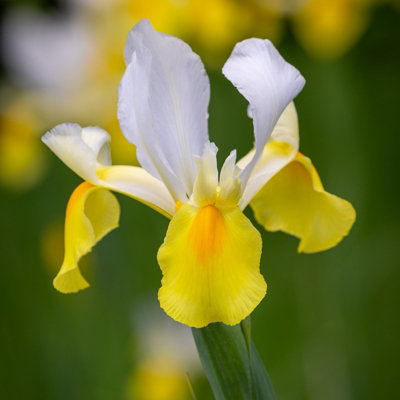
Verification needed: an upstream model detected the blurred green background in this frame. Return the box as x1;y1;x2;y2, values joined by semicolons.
1;1;399;399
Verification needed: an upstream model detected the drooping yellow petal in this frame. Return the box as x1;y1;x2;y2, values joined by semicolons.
54;182;120;293
251;153;356;253
157;204;266;328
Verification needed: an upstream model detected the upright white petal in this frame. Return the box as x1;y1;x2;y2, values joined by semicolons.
118;19;210;201
42;124;175;216
222;38;305;187
191;142;218;207
118;46;184;201
217;150;242;207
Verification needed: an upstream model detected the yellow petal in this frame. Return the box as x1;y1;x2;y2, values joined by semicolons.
157;204;266;328
251;153;356;253
54;182;120;293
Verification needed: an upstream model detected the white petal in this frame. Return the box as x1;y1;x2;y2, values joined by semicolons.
42;123;109;183
222;38;305;187
238;102;300;209
118;46;185;201
217;150;242;207
191;142;218;207
81;126;112;166
42;123;175;216
97;166;175;217
118;19;210;201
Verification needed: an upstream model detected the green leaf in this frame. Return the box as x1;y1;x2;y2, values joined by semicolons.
192;322;276;400
250;344;276;400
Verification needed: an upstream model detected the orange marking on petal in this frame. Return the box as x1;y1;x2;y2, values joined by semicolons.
174;201;182;213
66;182;94;218
188;205;226;265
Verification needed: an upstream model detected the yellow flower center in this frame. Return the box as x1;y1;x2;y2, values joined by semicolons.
188;204;226;265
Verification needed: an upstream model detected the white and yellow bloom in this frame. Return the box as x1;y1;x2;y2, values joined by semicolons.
42;20;355;328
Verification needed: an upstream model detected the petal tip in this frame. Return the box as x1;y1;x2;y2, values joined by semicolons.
297;199;356;254
53;265;89;294
42;123;81;144
159;276;267;328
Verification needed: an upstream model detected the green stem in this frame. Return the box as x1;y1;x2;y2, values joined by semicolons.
192;320;277;400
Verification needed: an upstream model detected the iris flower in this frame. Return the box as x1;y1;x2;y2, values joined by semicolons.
42;20;355;328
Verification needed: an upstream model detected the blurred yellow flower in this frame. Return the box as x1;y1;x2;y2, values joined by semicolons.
179;0;275;66
129;362;189;400
252;0;379;59
92;0;282;66
292;0;370;59
0;97;46;189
